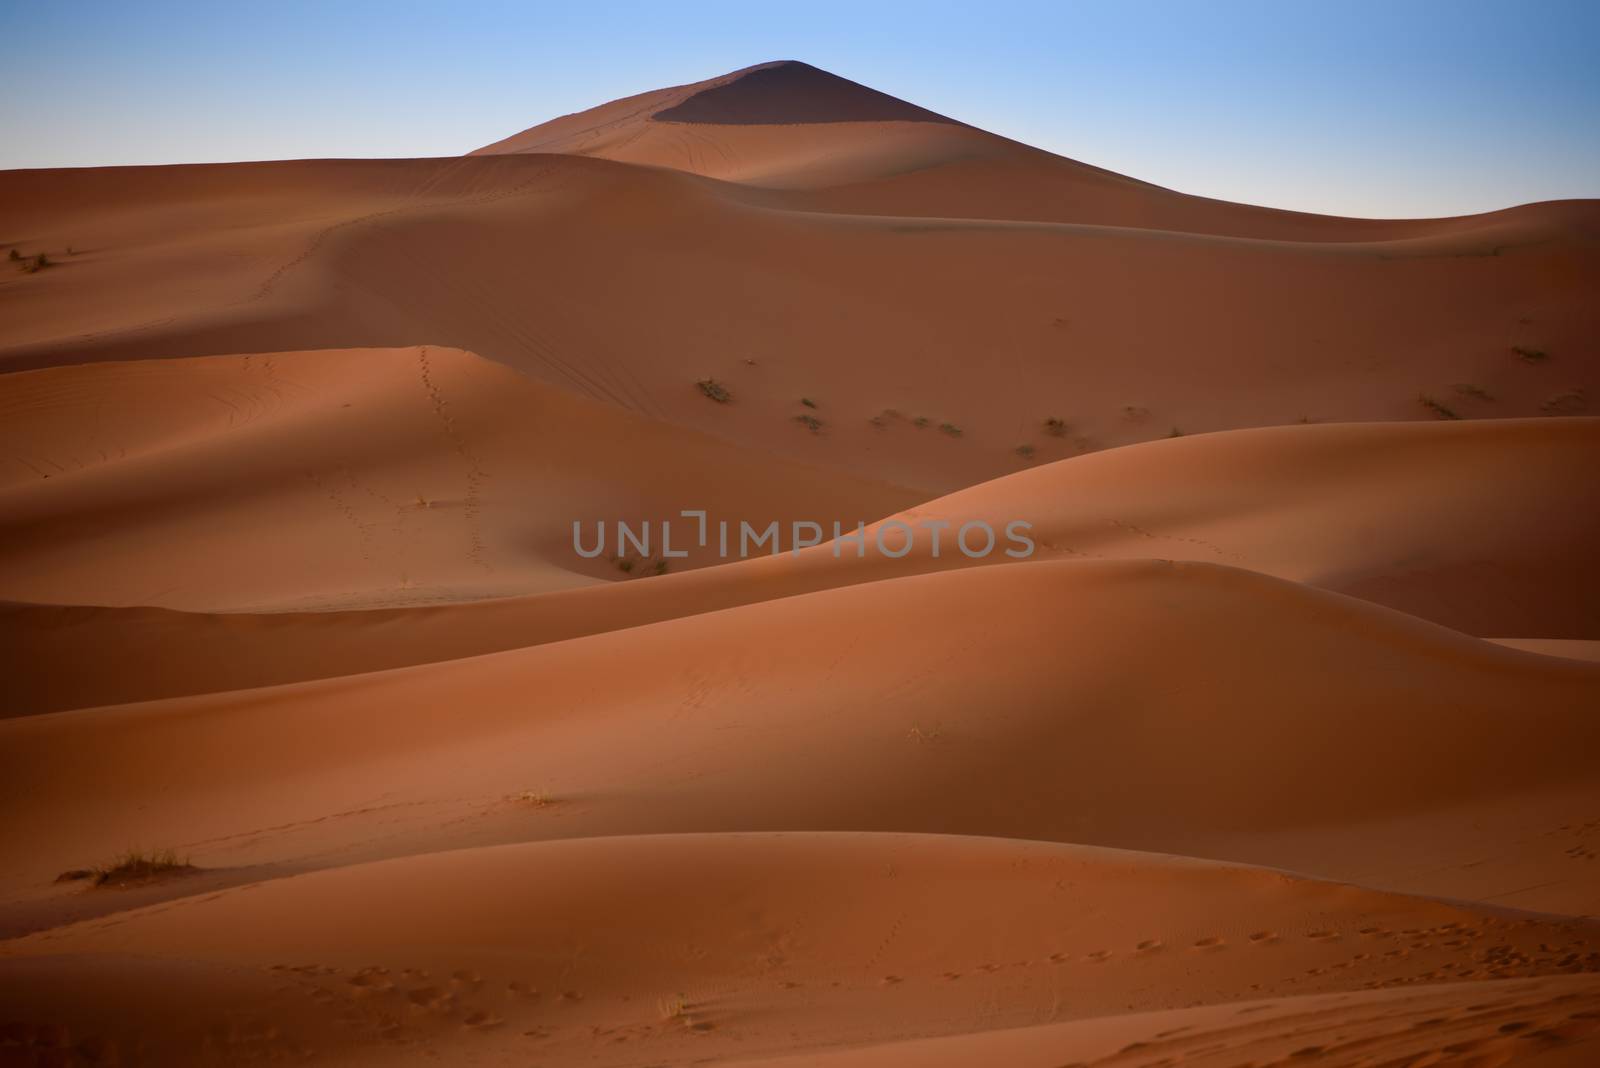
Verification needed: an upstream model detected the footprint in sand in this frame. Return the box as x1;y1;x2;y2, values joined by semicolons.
406;986;456;1013
347;969;395;995
1249;931;1279;945
1190;936;1225;951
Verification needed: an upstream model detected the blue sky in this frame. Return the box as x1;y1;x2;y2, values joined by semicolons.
3;0;1597;217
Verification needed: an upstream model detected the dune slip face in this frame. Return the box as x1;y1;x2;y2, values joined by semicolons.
2;56;1599;1068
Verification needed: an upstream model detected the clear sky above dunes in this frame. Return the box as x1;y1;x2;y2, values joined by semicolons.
3;0;1597;219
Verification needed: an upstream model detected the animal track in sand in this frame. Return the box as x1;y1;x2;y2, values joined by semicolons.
1250;931;1279;944
1191;936;1226;951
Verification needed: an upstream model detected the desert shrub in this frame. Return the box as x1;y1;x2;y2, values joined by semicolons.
1540;388;1587;414
63;848;194;887
1418;394;1460;420
696;378;732;403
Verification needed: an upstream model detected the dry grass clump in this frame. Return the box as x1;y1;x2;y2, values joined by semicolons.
57;848;195;888
1418;394;1460;420
696;378;732;403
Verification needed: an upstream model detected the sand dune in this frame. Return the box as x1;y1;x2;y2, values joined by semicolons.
0;345;913;612
3;58;1598;1068
5;560;1598;937
4;833;1597;1066
473;60;1573;241
4;129;1595;496
728;975;1600;1067
7;411;1593;717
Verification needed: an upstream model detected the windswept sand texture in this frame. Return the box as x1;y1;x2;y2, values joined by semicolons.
2;60;1598;1066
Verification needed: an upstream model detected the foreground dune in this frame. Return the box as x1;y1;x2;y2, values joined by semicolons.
4;834;1598;1066
729;976;1600;1067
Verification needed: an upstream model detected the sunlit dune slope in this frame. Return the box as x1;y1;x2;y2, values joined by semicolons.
6;414;1594;718
4;141;1595;495
0;346;915;612
4;560;1598;922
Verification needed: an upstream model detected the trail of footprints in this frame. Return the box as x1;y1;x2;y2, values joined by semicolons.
416;347;492;572
260;914;1600;1059
6;918;1595;1063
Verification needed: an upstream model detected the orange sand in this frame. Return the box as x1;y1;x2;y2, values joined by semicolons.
2;59;1597;1067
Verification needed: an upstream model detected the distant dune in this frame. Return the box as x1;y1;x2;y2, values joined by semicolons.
1;59;1597;1067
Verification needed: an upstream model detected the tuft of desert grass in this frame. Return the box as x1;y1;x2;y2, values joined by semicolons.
1418;394;1460;420
61;848;195;888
